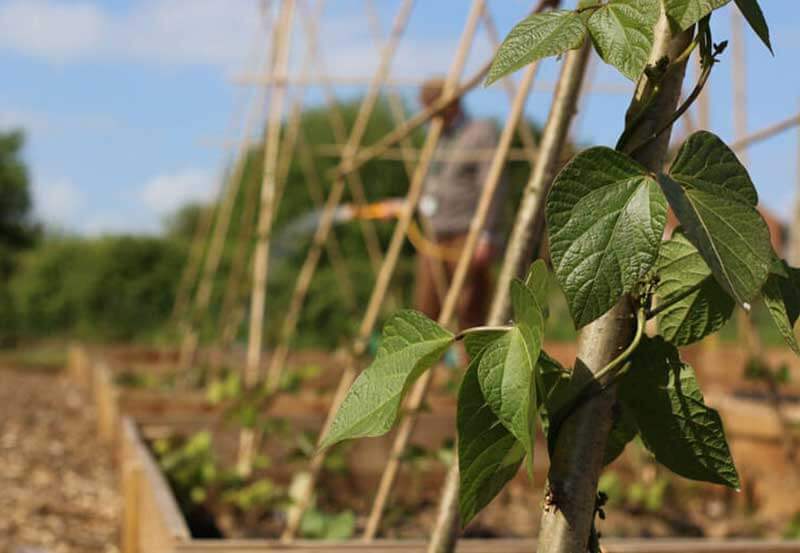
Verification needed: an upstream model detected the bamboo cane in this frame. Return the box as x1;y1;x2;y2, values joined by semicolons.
427;40;592;553
177;81;266;375
536;14;692;553
280;0;483;540
480;3;540;163
296;0;385;275
363;38;540;542
363;0;449;308
238;0;297;477
261;0;416;394
326;0;557;182
730;113;800;152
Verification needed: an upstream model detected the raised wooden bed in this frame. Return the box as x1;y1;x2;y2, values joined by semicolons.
119;416;800;553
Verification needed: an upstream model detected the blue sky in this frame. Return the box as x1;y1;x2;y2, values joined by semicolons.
1;0;798;235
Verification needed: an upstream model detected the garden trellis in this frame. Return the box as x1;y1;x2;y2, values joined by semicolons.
166;1;800;552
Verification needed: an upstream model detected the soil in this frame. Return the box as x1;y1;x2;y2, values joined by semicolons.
0;365;120;553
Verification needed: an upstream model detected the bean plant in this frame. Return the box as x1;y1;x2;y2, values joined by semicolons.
320;0;790;548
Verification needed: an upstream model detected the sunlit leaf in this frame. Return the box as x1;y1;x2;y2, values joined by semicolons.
547;147;667;327
586;0;660;80
319;311;453;449
487;10;587;85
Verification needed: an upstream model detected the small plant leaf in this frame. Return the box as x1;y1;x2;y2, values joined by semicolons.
476;281;543;465
660;131;772;306
655;230;735;346
458;358;525;526
547;147;667;328
486;10;587;85
762;263;800;356
319;310;453;449
463;329;507;359
734;0;772;54
585;0;660;81
619;337;740;489
664;0;731;31
523;259;550;316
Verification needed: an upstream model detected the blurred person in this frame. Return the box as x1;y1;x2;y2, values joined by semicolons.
414;77;506;329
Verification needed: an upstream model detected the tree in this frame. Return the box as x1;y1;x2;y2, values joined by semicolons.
317;1;789;552
0;129;37;344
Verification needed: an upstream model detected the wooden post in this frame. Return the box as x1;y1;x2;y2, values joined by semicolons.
122;460;142;553
363;29;539;540
536;13;691;553
427;39;592;553
238;0;297;476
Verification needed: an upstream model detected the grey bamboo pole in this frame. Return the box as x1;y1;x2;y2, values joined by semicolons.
238;0;297;477
363;41;540;541
281;0;484;540
536;13;692;553
261;0;416;392
426;40;592;553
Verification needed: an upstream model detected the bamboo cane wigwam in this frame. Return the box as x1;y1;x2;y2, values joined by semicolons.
118;1;800;551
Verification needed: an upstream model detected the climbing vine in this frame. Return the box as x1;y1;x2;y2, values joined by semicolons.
320;0;788;543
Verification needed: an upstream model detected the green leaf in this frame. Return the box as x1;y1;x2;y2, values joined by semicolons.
458;358;525;526
547;147;667;328
763;263;800;356
669;131;758;205
523;259;550;316
585;0;660;81
476;281;543;464
619;337;740;489
487;10;587;85
660;131;772;307
604;406;639;466
664;0;731;31
319;311;453;449
734;0;772;53
655;230;735;346
463;329;507;360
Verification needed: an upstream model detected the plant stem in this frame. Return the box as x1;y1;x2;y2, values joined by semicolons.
535;10;693;553
593;308;645;384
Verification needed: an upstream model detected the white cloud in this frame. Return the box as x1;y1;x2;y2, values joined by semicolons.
140;168;218;216
0;0;468;77
0;0;262;68
31;176;86;226
0;0;105;62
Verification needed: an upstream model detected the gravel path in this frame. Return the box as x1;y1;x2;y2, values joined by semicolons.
0;367;119;553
